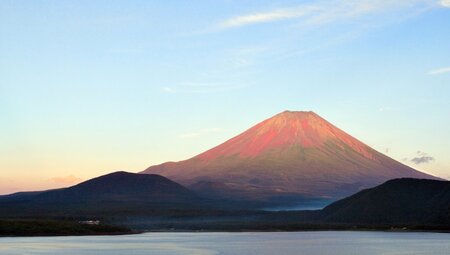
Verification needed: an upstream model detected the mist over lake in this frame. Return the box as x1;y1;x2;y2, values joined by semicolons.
1;231;449;255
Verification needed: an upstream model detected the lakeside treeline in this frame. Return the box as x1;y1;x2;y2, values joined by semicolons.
0;219;133;237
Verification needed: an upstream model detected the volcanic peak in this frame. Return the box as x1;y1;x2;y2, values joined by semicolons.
142;110;438;200
195;110;373;160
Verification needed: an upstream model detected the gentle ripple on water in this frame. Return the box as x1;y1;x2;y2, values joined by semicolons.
0;231;449;255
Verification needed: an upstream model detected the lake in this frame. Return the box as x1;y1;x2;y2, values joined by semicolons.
0;231;449;255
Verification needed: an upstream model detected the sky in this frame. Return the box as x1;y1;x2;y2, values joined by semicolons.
1;0;450;194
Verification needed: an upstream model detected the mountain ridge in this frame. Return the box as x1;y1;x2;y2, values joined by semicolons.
33;171;198;202
0;171;203;217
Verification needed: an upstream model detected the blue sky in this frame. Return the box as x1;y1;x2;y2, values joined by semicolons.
1;0;449;193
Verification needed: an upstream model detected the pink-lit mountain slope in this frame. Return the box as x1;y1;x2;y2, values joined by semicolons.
142;111;439;201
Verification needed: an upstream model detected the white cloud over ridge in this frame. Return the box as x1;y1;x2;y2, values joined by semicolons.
410;151;435;165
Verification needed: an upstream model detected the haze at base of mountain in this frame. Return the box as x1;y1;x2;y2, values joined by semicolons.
143;111;439;201
114;178;450;232
1;174;448;232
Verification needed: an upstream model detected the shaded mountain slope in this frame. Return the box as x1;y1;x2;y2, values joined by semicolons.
1;176;449;231
117;178;450;231
321;178;450;225
34;171;197;202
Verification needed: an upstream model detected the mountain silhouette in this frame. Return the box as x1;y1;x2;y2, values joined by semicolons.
321;178;450;225
34;171;198;202
0;172;201;217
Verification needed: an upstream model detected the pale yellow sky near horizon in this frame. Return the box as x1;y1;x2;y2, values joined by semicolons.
0;123;447;195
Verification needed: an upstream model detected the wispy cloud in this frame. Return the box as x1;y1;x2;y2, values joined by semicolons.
215;0;439;30
427;66;450;75
440;0;450;7
179;128;224;139
218;6;319;29
162;82;245;94
410;151;435;165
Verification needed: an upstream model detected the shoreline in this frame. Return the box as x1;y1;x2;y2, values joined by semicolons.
0;219;136;237
1;218;448;237
2;228;448;238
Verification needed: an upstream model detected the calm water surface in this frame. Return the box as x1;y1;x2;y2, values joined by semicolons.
0;231;449;255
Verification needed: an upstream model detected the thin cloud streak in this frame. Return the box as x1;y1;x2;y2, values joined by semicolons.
218;6;319;29
216;0;440;30
427;66;450;75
